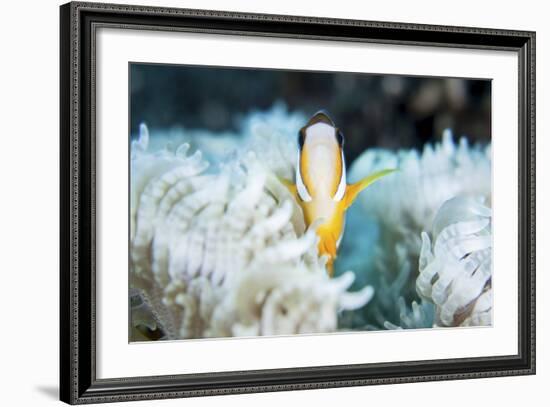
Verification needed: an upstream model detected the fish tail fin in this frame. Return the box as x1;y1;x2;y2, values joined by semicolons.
344;168;397;209
326;259;335;277
317;228;337;277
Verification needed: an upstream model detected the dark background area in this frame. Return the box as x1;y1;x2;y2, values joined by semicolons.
131;63;491;164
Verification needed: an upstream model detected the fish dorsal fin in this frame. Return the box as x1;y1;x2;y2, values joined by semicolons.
305;110;335;128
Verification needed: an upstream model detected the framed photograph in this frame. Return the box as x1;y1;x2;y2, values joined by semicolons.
60;1;535;404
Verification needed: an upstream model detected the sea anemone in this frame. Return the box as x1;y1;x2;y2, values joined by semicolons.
130;123;373;340
340;130;491;329
416;196;492;327
130;107;492;338
349;129;491;253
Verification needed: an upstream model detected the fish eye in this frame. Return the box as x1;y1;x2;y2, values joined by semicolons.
336;129;344;146
298;130;305;148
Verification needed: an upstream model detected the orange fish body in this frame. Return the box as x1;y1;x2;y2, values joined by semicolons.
284;111;395;276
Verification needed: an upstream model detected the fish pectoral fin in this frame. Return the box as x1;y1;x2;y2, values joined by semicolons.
278;177;298;199
344;168;397;209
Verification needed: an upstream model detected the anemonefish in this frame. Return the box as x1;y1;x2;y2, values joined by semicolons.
282;111;395;276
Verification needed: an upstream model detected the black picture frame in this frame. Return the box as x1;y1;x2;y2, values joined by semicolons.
60;1;536;404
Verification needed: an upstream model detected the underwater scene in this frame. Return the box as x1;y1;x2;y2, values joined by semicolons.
129;63;492;342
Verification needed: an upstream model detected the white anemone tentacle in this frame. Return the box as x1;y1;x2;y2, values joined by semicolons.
416;196;492;327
